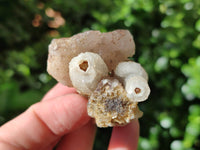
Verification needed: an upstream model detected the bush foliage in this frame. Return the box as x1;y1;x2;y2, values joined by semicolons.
0;0;200;149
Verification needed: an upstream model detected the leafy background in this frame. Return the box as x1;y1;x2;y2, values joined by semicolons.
0;0;200;149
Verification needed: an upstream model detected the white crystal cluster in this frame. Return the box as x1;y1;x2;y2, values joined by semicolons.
115;62;150;102
69;52;108;96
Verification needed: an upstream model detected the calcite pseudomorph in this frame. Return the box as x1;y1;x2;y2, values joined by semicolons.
47;30;150;127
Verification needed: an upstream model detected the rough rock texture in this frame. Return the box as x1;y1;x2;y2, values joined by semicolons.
87;78;143;127
47;30;135;86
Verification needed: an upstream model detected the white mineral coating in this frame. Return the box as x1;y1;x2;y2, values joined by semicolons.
47;30;135;86
125;75;150;102
114;61;148;81
69;52;109;96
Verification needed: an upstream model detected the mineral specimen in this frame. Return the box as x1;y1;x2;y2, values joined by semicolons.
47;30;150;127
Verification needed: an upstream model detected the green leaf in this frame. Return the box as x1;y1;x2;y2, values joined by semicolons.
195;19;200;32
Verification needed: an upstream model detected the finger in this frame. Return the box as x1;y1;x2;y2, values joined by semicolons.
42;83;77;101
56;120;96;150
108;119;140;150
0;94;90;150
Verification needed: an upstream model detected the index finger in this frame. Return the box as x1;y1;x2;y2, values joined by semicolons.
0;93;90;150
108;119;140;150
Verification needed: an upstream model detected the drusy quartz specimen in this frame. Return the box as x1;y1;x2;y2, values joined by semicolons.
47;30;150;127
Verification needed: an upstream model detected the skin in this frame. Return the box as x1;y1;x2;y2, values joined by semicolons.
0;83;139;150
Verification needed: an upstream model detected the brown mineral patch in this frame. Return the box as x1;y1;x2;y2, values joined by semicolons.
79;61;88;72
135;88;141;94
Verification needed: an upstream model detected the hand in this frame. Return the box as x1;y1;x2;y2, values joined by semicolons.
0;83;139;150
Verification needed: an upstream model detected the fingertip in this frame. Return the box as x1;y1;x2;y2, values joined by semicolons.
108;120;140;150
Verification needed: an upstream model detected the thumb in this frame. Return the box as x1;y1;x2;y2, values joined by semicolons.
0;93;90;150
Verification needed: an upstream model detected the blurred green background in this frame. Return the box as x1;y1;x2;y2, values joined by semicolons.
0;0;200;149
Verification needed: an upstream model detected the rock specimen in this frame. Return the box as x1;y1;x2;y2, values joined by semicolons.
47;30;150;127
47;30;135;86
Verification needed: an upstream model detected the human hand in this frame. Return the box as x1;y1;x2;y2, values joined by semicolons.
0;83;139;150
